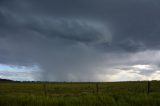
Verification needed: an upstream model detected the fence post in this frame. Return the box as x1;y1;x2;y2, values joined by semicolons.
43;83;47;96
96;83;99;94
147;81;150;95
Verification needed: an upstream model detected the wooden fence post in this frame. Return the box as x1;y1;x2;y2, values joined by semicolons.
43;84;47;96
147;81;150;95
96;83;99;94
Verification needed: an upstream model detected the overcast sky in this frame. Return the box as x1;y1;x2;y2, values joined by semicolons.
0;0;160;81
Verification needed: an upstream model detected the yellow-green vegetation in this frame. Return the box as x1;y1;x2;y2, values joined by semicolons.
0;81;160;106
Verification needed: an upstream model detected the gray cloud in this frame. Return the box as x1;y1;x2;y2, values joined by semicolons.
0;0;160;81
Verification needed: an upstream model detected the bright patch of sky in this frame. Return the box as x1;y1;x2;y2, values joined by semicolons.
0;64;39;81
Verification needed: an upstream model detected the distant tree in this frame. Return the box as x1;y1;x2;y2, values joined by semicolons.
0;78;13;82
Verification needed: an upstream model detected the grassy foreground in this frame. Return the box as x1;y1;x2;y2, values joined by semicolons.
0;81;160;106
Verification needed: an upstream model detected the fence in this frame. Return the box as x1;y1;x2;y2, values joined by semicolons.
0;81;159;96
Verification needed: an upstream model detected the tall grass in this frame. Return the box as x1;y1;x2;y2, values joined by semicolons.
1;93;160;106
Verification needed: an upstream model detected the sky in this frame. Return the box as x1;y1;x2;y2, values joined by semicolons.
0;0;160;81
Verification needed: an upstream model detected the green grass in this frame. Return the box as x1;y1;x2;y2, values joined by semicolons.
0;81;160;106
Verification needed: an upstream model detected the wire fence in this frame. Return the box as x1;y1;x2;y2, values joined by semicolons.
0;81;160;96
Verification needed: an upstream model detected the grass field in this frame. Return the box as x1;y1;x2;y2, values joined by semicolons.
0;81;160;106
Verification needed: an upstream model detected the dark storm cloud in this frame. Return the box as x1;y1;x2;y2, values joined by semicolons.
1;0;160;49
0;0;160;81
